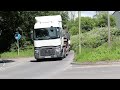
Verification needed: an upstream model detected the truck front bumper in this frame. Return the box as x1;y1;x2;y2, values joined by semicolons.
34;47;62;59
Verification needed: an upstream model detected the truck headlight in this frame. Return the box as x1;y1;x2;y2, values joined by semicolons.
35;48;39;53
55;46;61;52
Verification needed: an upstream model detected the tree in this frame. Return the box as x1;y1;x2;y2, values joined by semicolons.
67;16;96;35
81;17;95;31
95;13;116;27
0;11;23;52
0;11;69;52
69;11;76;20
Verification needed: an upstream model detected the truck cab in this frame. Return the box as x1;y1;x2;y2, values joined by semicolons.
33;15;70;60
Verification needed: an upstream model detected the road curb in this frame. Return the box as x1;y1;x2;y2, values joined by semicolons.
71;61;120;65
71;62;108;65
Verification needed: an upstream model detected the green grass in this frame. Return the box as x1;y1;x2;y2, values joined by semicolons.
71;27;120;63
75;41;120;63
1;46;34;59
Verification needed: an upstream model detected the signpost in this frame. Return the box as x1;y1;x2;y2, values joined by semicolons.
15;32;21;56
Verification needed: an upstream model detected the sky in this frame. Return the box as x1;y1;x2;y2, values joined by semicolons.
68;11;115;19
81;11;114;17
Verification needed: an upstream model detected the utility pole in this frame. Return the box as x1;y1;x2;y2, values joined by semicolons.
108;11;111;47
0;30;2;60
78;11;81;54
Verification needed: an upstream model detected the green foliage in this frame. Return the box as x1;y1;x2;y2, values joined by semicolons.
75;41;120;63
67;14;116;36
0;11;23;52
68;17;95;35
81;17;96;31
95;13;116;27
69;26;78;35
71;27;120;62
71;27;120;54
0;11;69;53
1;45;34;59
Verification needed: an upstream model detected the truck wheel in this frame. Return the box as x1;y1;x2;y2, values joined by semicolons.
63;48;66;58
59;51;64;60
36;59;40;62
59;48;65;60
64;52;66;58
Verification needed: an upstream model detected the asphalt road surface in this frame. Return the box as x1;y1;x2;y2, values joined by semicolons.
0;51;74;79
50;64;120;79
1;50;120;79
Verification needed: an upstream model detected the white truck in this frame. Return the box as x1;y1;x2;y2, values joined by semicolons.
33;15;70;61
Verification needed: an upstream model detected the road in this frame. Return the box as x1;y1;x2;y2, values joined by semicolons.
1;50;120;79
0;51;74;79
50;64;120;79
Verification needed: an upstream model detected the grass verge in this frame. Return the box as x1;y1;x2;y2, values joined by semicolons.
1;46;34;59
71;27;120;63
75;42;120;63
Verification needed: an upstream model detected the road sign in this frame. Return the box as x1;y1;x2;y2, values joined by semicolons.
15;33;21;40
15;32;21;56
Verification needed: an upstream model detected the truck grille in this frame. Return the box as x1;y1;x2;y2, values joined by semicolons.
40;48;55;56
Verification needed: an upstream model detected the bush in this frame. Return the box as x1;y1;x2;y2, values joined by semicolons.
67;13;116;36
69;26;78;35
71;27;120;54
81;17;96;31
68;17;96;35
75;40;120;63
10;35;33;52
95;13;116;27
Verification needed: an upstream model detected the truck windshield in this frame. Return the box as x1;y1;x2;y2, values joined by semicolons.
34;27;60;40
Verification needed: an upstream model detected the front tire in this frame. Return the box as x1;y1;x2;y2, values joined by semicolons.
62;48;66;58
36;59;40;62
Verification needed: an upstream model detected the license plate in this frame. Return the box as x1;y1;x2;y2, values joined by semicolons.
45;56;51;58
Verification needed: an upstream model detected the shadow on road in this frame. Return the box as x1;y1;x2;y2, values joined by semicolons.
30;58;62;62
0;60;15;63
